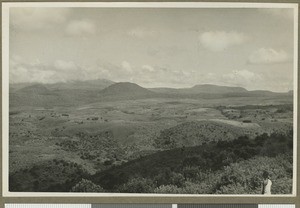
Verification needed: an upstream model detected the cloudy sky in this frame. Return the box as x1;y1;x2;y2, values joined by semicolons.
9;6;296;92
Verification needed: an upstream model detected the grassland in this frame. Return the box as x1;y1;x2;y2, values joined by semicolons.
9;84;294;194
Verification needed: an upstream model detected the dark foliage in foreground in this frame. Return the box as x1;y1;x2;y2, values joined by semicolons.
91;130;293;192
9;160;88;192
9;131;293;193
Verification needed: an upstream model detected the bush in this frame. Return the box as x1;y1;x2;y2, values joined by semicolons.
71;179;105;192
154;184;182;194
212;155;293;194
118;177;155;193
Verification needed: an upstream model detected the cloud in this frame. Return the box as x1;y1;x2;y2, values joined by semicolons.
54;60;77;71
93;61;177;86
10;8;69;31
127;28;157;39
199;31;247;52
9;56;86;83
10;56;55;83
260;8;294;20
222;70;263;87
248;48;289;64
92;62;262;90
142;65;155;72
65;20;96;37
121;61;133;73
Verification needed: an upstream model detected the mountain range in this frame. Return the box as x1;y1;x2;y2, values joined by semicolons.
9;79;292;107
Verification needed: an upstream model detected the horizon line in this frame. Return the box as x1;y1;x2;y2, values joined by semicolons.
9;79;293;94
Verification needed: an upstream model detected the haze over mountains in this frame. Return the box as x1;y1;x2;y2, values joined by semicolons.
150;84;248;94
9;79;292;107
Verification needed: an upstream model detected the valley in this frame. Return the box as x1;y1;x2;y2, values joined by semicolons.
8;80;294;194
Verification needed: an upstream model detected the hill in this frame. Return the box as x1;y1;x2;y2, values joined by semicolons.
17;84;50;95
154;120;260;149
99;82;156;100
149;84;247;94
9;79;115;107
9;81;292;107
188;84;247;94
46;79;114;91
149;84;291;98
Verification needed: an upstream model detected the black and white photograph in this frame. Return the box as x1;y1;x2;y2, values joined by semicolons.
2;2;298;196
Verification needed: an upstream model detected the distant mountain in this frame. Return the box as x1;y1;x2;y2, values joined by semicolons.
100;82;156;99
17;84;50;95
9;81;292;108
11;84;63;108
149;84;292;98
10;79;114;92
189;84;247;94
46;79;114;91
10;82;40;93
149;84;247;94
10;79;116;107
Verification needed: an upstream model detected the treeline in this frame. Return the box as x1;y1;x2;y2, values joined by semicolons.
9;131;293;194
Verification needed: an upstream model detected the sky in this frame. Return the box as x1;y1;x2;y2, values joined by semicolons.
8;6;296;92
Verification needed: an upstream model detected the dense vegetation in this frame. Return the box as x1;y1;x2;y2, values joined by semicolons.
10;130;293;194
91;130;292;193
55;131;125;163
9;82;294;194
154;121;256;149
10;159;88;192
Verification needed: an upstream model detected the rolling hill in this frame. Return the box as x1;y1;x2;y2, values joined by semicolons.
149;84;290;98
9;80;292;107
188;84;248;94
46;79;114;91
154;120;260;149
99;82;157;100
149;84;247;94
17;84;50;95
9;79;115;107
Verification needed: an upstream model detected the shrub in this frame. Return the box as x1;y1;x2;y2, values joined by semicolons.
154;184;182;194
71;179;105;192
118;177;155;193
212;155;293;194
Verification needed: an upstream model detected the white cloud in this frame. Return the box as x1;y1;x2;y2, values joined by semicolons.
222;70;263;86
248;48;289;64
199;31;247;52
10;8;69;31
9;56;86;84
142;65;155;72
54;60;77;71
127;28;157;38
121;61;133;73
10;57;56;83
65;20;96;37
